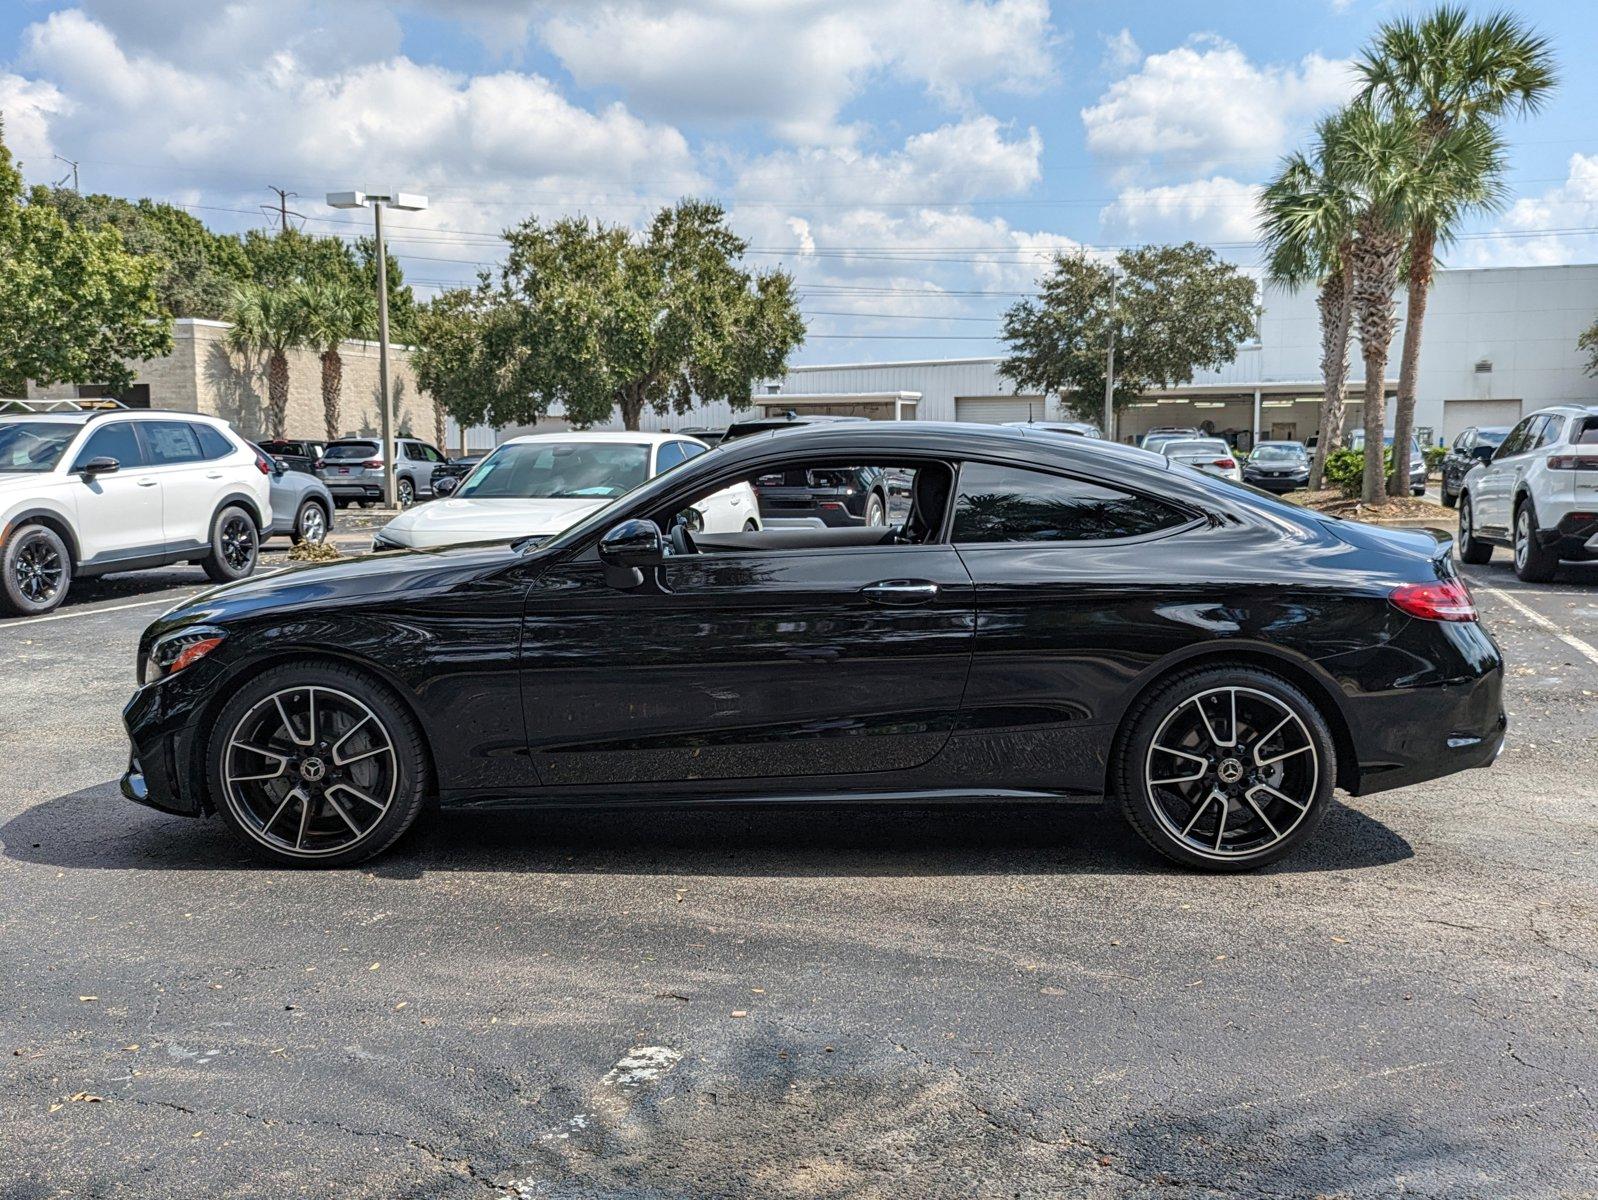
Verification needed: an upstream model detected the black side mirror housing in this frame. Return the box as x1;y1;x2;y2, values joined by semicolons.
79;456;119;476
599;519;666;569
1474;445;1496;463
272;458;287;477
434;475;459;497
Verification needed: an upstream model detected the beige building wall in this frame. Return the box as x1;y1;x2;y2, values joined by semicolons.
29;318;440;445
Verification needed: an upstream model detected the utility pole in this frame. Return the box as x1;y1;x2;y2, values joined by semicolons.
1102;270;1118;442
53;155;79;192
266;187;301;233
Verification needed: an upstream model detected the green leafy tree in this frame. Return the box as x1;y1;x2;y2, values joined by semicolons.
224;282;308;438
27;186;251;319
1357;5;1554;496
419;201;804;432
1258;109;1360;490
298;279;374;441
241;227;415;342
0;122;171;395
998;243;1258;432
1580;319;1598;377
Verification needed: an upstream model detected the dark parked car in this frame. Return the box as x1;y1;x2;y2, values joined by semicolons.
1439;425;1508;508
122;422;1504;872
429;451;488;497
674;426;729;447
721;413;870;442
257;439;326;476
750;462;912;527
1242;441;1311;493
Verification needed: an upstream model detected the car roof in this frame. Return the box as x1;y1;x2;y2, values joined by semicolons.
499;431;690;448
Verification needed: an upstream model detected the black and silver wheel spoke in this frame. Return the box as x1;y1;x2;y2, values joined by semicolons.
221;517;255;571
16;538;64;603
1145;686;1318;860
223;685;396;858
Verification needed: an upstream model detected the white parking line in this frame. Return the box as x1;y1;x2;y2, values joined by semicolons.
0;594;197;630
1479;586;1598;667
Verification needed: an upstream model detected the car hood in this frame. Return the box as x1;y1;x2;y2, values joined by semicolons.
379;497;611;547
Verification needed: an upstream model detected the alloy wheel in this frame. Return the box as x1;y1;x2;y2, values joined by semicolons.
15;534;64;605
398;479;415;508
1514;508;1529;571
221;515;257;572
222;685;397;858
1144;686;1319;861
299;503;327;544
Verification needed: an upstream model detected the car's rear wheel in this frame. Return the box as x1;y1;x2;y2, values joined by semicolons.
865;492;886;526
208;662;430;866
1440;477;1457;508
202;505;260;583
1458;493;1492;564
1513;499;1559;583
1;523;72;616
1115;666;1335;872
397;478;415;508
292;500;328;545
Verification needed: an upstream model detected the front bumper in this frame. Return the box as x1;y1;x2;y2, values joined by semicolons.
1244;472;1310;493
119;663;226;818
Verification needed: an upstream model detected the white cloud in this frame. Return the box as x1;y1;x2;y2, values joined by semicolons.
0;72;67;174
1081;34;1354;183
541;0;1059;144
1099;176;1263;246
1101;28;1141;75
1460;153;1598;268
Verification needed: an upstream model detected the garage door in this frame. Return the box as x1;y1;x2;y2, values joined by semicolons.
1443;399;1522;444
954;395;1048;424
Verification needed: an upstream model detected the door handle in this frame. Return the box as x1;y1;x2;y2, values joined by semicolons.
136;479;159;488
206;471;224;479
861;579;939;606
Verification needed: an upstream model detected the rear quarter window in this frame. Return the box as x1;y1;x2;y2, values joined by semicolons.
952;462;1190;543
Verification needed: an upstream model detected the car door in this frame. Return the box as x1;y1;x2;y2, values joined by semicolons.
66;420;164;564
1475;416;1540;536
141;420;222;553
1444;429;1472;496
947;459;1202;794
519;461;976;789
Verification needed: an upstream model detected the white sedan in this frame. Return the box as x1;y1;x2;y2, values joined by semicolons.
371;432;760;551
1160;437;1243;483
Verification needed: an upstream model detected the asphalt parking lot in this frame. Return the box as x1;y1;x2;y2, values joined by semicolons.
1;540;1596;1198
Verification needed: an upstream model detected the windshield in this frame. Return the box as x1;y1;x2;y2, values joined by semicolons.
0;421;80;473
324;441;377;460
458;441;651;500
1349;432;1421;454
1477;429;1507;447
1251;444;1306;463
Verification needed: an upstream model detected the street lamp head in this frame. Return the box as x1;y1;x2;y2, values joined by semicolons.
325;190;428;211
326;190;367;209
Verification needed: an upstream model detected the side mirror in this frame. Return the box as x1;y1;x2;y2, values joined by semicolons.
598;519;665;569
434;475;459;497
79;456;119;477
272;458;288;477
1474;445;1495;464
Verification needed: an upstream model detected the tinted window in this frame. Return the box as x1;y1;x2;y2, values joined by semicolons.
1494;417;1536;460
144;421;203;464
71;421;145;470
458;441;651;499
1534;416;1565;449
952;463;1187;543
681;441;707;460
194;423;234;460
1453;429;1473;451
1;421;81;473
325;441;379;461
655;441;687;472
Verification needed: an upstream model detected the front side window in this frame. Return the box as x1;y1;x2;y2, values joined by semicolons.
0;421;81;473
952;462;1188;544
458;441;651;500
144;421;203;465
71;421;145;471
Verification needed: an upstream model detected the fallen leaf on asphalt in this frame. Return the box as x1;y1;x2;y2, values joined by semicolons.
1332;937;1349;944
369;963;380;971
122;1044;139;1052
395;1002;408;1010
78;996;97;1002
730;1010;748;1018
69;1093;102;1103
1040;986;1068;996
48;1103;62;1113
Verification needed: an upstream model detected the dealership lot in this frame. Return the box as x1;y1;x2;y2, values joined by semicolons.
1;553;1595;1197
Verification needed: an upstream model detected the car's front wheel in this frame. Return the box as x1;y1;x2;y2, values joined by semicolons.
1;523;72;616
1115;666;1336;871
202;505;260;583
208;662;431;866
865;492;886;526
1440;476;1457;507
292;500;329;545
1458;493;1492;564
397;478;415;508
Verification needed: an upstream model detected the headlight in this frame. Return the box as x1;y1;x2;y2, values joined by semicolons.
142;627;226;684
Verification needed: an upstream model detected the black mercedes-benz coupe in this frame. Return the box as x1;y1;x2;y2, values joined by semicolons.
121;422;1505;871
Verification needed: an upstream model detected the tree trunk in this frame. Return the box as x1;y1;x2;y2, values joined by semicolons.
319;348;342;442
433;397;447;449
1387;223;1434;497
1352;219;1401;507
619;389;643;431
267;349;290;440
1309;259;1354;491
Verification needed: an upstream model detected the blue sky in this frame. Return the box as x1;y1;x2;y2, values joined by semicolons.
1;0;1594;364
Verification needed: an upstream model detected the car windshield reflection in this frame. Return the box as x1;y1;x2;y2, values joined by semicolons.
458;442;651;500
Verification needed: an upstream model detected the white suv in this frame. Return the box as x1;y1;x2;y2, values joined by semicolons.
0;409;273;616
1458;403;1598;582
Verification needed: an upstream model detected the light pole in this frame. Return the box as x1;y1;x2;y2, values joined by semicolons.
326;189;427;508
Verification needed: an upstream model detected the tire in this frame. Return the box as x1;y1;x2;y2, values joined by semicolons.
1;523;72;616
202;505;260;583
1412;485;1425;497
207;660;431;867
1440;478;1457;508
743;518;760;532
1513;498;1559;584
335;499;351;510
397;478;415;508
865;492;886;527
358;501;374;510
291;500;329;546
1458;493;1492;564
1114;665;1336;872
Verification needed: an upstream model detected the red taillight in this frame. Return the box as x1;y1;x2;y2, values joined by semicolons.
1390;580;1478;622
1546;455;1598;471
1213;458;1237;469
253;452;272;475
363;459;382;469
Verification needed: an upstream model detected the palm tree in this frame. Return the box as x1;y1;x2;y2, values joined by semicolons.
297;279;373;442
1258;110;1359;491
225;283;308;439
1358;6;1556;495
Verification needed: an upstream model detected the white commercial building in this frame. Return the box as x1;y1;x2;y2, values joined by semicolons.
586;262;1596;451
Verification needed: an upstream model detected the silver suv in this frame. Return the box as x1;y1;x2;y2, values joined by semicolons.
316;436;448;508
1458;404;1598;582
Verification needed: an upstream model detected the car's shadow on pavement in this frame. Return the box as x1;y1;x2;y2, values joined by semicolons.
2;783;1413;878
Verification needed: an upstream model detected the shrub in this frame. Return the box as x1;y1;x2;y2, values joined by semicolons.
1424;444;1448;474
1321;448;1367;498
